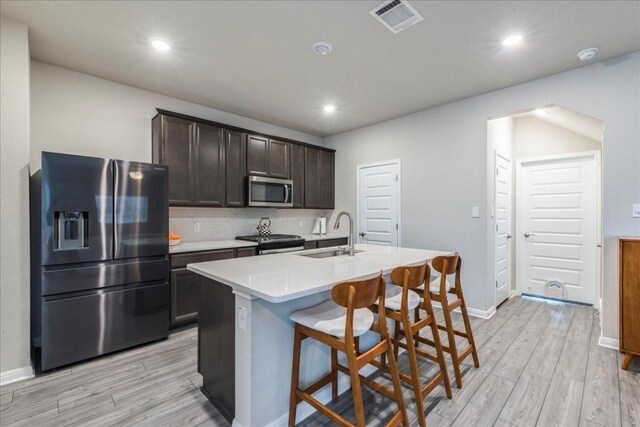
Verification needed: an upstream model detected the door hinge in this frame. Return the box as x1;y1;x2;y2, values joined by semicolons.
396;223;398;230
496;224;498;232
395;174;398;181
496;280;498;288
496;168;499;175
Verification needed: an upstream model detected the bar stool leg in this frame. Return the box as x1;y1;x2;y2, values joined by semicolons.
460;297;480;368
331;347;339;403
441;299;463;388
385;339;409;427
424;300;452;399
288;327;303;427
346;345;366;427
402;317;427;427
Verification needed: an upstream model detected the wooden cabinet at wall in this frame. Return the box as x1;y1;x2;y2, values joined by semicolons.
153;110;335;208
153;115;195;205
304;147;335;209
225;130;246;207
290;144;305;208
194;123;225;206
152;114;225;207
620;237;640;370
169;247;256;328
247;135;290;178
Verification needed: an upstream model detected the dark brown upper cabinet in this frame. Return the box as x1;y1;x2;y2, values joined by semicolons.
246;135;269;177
268;139;290;179
194;122;225;206
247;135;290;179
152;115;195;205
225;130;246;207
290;144;305;208
304;147;334;209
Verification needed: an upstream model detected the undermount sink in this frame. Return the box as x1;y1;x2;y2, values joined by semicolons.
298;248;364;259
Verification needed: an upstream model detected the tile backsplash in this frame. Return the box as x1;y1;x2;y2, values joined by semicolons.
169;208;332;241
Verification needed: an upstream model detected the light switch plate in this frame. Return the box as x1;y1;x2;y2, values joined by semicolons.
472;207;480;218
193;222;201;232
633;203;640;218
238;306;247;331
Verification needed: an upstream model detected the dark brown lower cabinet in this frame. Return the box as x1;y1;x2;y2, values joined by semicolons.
169;247;254;328
305;238;349;250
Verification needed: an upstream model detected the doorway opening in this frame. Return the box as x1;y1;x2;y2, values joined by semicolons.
487;105;603;309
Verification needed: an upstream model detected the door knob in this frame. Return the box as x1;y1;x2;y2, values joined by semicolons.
506;234;512;239
359;232;367;237
524;233;535;238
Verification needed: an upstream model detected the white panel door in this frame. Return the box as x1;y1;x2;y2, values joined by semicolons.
518;154;597;304
495;152;512;306
357;161;399;246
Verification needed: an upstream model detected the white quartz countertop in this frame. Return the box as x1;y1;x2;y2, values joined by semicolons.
169;240;258;254
187;244;451;303
300;233;349;242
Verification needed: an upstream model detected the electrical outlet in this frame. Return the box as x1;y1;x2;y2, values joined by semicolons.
193;222;201;233
298;220;304;228
238;306;247;331
633;203;640;218
472;207;480;218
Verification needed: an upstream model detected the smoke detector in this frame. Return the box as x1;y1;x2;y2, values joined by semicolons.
312;41;333;56
577;47;598;61
370;0;424;34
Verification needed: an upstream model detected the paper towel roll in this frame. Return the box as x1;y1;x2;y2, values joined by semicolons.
311;217;327;235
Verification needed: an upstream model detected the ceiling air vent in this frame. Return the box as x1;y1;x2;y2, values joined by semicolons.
370;0;424;34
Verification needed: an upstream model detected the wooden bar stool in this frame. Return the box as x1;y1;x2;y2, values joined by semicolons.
288;272;409;427
415;253;479;388
368;262;453;427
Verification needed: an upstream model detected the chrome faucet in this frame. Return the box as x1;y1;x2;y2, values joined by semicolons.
334;211;355;256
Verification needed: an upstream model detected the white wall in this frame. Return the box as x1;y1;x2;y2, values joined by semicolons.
29;61;323;170
326;52;640;342
0;17;31;375
513;116;601;159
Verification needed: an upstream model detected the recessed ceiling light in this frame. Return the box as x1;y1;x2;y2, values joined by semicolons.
534;108;549;117
312;42;333;56
502;34;523;47
577;47;598;61
150;39;171;51
323;104;336;113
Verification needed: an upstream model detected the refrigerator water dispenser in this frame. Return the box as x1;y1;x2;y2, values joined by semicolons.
54;211;88;250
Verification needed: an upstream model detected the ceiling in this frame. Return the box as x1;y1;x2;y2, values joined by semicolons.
515;106;603;142
1;1;639;137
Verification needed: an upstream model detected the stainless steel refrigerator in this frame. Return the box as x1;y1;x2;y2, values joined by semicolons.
30;152;170;373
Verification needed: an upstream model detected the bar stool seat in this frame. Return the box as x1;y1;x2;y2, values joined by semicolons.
385;286;421;311
290;300;374;338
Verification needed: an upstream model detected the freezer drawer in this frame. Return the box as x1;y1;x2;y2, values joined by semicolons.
42;257;168;296
41;282;169;371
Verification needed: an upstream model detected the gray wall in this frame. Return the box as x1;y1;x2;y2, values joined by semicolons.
326;52;640;341
0;17;31;374
30;61;323;170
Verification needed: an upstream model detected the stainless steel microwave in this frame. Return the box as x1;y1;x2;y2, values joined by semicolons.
247;176;293;207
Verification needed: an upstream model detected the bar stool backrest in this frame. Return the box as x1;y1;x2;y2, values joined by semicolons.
331;273;384;309
431;253;462;290
390;262;430;288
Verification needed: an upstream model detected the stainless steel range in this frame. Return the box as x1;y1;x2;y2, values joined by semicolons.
236;234;305;255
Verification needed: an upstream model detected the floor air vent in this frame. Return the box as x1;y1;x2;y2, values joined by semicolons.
370;0;424;34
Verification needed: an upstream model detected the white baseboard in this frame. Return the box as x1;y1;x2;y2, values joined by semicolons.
263;364;378;427
598;336;619;351
0;365;34;386
509;290;520;298
431;301;496;320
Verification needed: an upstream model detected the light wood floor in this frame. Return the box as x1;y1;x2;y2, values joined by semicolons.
1;296;638;426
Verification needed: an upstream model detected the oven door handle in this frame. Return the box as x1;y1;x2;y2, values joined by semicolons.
259;246;304;255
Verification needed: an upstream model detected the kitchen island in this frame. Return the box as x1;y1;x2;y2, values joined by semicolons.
188;244;450;427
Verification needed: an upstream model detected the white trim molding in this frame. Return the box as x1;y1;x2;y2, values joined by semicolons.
0;365;34;386
598;336;619;351
431;301;496;320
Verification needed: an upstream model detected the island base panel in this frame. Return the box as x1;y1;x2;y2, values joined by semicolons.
198;277;235;423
